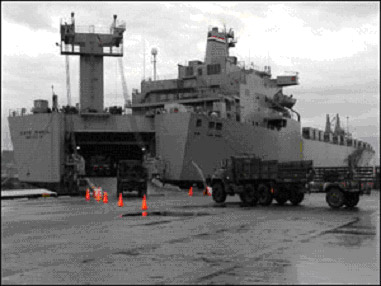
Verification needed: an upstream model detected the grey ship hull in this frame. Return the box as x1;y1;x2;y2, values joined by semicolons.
8;111;375;191
302;138;375;167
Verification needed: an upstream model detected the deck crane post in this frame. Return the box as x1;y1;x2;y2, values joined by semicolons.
118;58;131;110
65;55;71;106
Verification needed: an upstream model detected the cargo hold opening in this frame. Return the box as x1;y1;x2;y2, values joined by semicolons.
74;132;155;177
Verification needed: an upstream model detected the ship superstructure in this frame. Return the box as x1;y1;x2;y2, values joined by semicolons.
7;14;375;193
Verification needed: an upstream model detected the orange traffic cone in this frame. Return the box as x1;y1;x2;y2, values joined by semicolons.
142;194;147;210
85;188;90;201
96;188;102;202
103;192;108;204
142;194;148;217
188;186;193;197
118;193;124;207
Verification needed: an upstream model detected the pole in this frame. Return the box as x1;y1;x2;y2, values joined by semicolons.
346;116;349;159
153;54;156;81
143;39;146;80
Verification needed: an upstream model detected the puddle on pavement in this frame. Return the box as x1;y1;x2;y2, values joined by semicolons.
113;250;140;256
121;211;210;217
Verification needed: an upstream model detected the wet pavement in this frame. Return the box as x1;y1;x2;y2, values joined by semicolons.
1;177;380;284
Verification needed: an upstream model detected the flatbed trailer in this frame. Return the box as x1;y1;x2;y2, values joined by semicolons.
308;166;373;208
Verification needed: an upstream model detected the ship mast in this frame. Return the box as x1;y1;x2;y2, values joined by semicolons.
59;12;126;112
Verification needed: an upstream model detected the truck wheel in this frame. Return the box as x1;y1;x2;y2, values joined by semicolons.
239;184;258;206
212;182;227;203
275;189;289;205
289;189;305;206
326;187;344;208
344;192;360;208
258;184;273;206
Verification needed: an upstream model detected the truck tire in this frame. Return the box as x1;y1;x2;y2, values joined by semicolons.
239;184;258;206
212;182;227;203
344;192;360;208
275;190;289;205
326;187;344;208
289;189;305;206
258;184;273;206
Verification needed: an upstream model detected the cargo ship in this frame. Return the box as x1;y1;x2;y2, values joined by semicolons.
7;14;375;193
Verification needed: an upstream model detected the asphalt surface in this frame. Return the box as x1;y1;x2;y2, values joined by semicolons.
1;177;380;284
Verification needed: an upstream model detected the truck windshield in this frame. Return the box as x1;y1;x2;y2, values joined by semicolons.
118;161;145;177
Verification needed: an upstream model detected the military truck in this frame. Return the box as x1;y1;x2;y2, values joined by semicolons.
117;160;148;198
210;156;313;206
87;155;112;177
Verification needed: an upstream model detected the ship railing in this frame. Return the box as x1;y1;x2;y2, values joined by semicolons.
237;61;272;74
142;73;178;82
8;108;31;117
75;25;116;35
281;71;299;76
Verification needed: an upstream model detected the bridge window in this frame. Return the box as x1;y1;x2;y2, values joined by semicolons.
198;68;202;76
208;122;215;129
216;122;222;130
207;64;221;75
185;66;194;76
196;119;202;127
302;128;310;139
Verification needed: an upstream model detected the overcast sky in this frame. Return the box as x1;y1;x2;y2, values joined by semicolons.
1;1;380;160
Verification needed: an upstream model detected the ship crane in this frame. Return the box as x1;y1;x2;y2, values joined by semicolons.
326;113;348;136
65;55;71;106
118;58;131;109
110;16;130;110
56;41;72;106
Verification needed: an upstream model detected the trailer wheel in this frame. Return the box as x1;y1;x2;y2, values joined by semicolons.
344;192;360;208
289;189;305;206
239;184;258;206
212;182;227;203
326;187;344;208
258;184;273;206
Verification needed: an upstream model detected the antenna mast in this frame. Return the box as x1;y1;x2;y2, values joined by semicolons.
151;48;158;81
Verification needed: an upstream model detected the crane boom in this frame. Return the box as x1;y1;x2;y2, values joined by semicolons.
118;58;130;108
65;55;71;106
